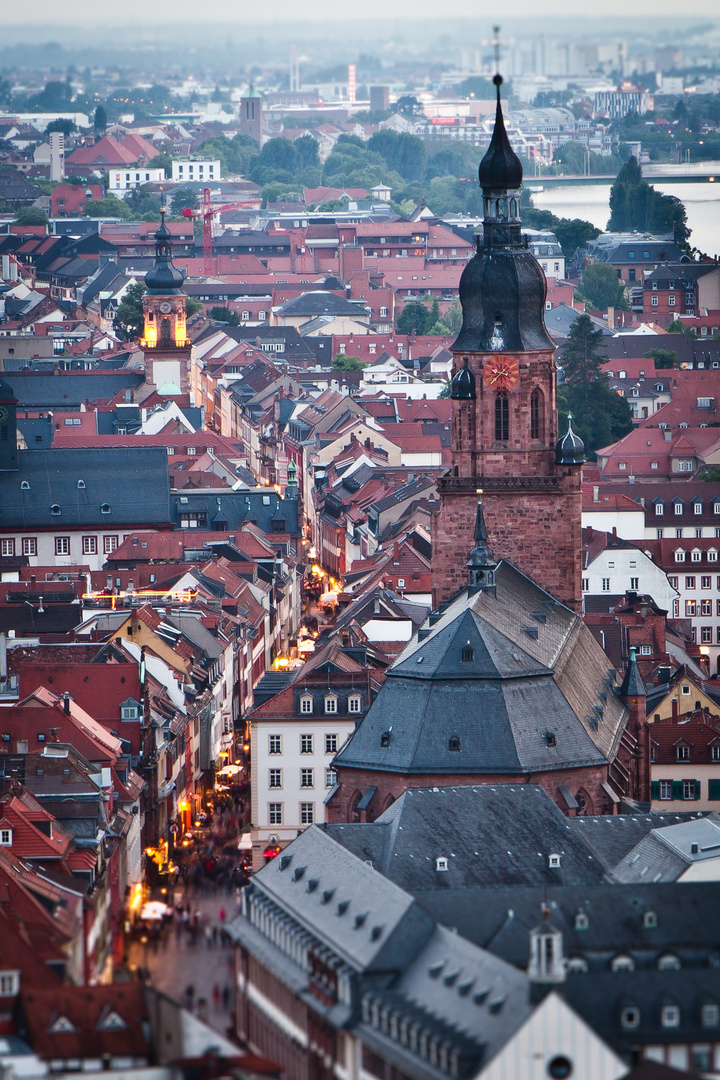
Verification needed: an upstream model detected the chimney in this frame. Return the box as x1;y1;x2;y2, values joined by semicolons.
393;542;400;565
593;485;599;503
672;697;678;721
62;692;71;715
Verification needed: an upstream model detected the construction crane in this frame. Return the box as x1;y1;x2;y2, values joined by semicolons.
181;187;257;275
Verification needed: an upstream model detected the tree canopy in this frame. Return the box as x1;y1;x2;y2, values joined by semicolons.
115;281;146;340
558;314;633;458
582;262;625;311
608;156;690;245
397;301;432;335
332;354;364;371
644;348;680;369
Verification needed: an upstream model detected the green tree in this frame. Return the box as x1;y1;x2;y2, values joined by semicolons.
582;263;623;311
186;298;203;318
209;306;239;325
294;134;320;169
14;207;48;226
644;348;680;369
147;152;173;179
608;156;690;245
392;95;424;117
559;314;633;458
552;218;601;260
46;118;76;137
93;105;107;132
443;300;463;335
332;354;364;371
367;129;427;181
560;313;606;386
84;196;132;220
667;318;695;335
115;281;146;340
124;185;162;218
170;187;198;216
397;301;431;335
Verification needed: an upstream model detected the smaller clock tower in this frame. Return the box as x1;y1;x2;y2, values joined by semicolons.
141;208;190;395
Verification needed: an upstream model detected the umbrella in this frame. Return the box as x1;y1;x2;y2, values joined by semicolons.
319;591;339;604
238;834;253;851
218;764;242;777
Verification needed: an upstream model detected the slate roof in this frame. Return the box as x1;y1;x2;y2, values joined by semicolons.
334;561;626;775
245;825;435;973
323;785;607;889
168;490;300;535
275;291;370;318
413;881;720;970
0;448;171;528
565;969;720;1055
570;812;709;870
0;371;145;408
611;817;720;883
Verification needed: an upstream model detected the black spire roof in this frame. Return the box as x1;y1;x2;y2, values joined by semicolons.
144;206;185;296
467;495;496;591
450;70;554;355
620;647;647;698
554;415;585;467
478;75;523;193
450;356;476;400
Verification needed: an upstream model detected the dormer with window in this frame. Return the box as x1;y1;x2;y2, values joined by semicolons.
674;500;684;516
691;548;702;563
676;742;691;762
654;500;664;517
299;694;313;715
324;694;338;714
674;549;685;563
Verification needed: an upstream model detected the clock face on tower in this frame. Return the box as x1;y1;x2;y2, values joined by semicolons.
159;301;172;314
0;406;8;423
483;354;520;391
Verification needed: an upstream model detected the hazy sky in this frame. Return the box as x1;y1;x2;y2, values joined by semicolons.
3;0;720;25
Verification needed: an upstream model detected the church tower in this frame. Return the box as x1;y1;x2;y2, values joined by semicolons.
141;208;190;395
432;75;583;610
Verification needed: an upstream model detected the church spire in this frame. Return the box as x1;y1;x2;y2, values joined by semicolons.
467;491;496;592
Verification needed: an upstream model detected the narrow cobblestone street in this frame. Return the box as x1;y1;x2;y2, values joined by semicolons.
127;886;239;1037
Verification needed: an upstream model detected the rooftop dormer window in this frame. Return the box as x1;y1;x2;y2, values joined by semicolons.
299;695;313;714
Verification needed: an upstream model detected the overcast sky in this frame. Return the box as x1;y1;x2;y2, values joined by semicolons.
4;0;719;25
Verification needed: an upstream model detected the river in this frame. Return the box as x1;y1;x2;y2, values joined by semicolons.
533;179;720;258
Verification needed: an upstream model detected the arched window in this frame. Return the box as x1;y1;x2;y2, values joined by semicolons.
495;393;509;442
530;388;544;441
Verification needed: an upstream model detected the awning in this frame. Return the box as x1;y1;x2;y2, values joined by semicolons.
158;780;176;801
238;833;253;851
357;786;377;811
558;785;579;810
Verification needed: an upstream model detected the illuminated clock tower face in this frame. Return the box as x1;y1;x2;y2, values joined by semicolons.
482;355;520;391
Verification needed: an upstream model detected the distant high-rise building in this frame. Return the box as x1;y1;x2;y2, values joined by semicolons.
239;96;263;149
289;44;300;92
369;85;390;112
348;64;356;104
49;132;64;182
